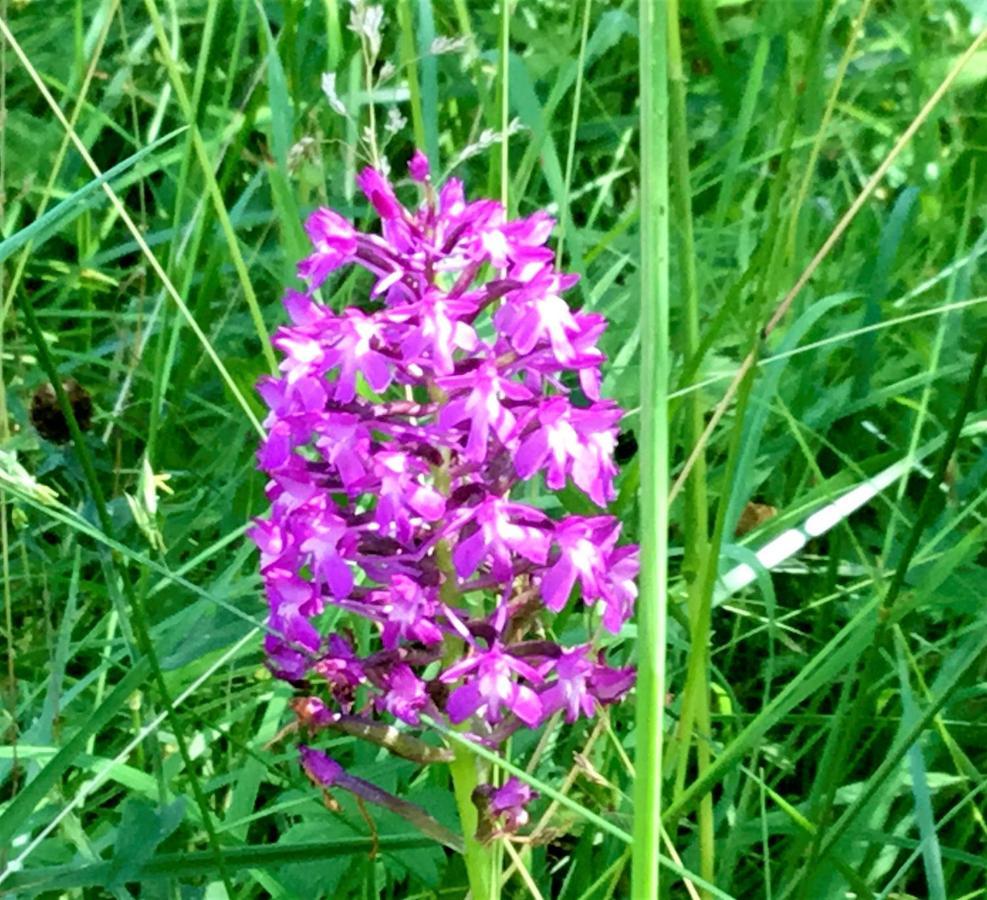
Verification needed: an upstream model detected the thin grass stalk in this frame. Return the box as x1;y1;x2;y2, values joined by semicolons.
664;0;714;886
632;0;670;896
556;0;592;268
0;0;13;829
396;0;427;155
499;0;512;212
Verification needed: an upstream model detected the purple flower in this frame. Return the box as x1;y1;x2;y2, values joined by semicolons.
540;516;621;612
376;664;430;725
320;308;393;402
298;210;358;288
538;646;597;722
264;634;310;681
297;506;354;598
438;357;532;462
395;291;478;375
488;777;537;832
266;573;322;650
441;644;544;727
408;150;430;182
452;496;550;581
379;576;444;648
514;398;620;506
252;150;637;813
312;635;364;709
599;545;639;633
357;167;403;219
300;745;344;787
494;268;584;362
373;451;446;542
539;646;636;722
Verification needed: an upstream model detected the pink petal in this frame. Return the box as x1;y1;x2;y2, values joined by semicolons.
511;685;544;727
446;682;484;724
452;528;486;579
540;556;576;612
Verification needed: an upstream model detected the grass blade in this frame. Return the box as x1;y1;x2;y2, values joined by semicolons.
0;127;186;266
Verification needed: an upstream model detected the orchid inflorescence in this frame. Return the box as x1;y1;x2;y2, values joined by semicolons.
252;150;637;839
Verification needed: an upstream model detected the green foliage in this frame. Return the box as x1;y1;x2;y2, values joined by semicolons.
1;0;986;897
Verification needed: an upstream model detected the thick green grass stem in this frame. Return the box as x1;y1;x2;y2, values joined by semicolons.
632;0;671;897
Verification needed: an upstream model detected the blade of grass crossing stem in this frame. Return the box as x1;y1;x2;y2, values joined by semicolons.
142;0;277;374
633;0;670;897
431;721;736;899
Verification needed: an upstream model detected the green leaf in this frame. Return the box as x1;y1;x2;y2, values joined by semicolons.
2;837;435;893
108;798;187;886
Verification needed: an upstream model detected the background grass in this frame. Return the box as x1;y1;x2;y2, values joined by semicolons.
2;0;987;897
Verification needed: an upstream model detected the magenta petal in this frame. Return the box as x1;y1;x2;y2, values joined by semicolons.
258;424;292;469
325;556;354;598
511;685;544;727
283;290;322;326
362;354;391;393
540;556;576;612
357;167;402;218
409;486;446;520
465;415;490;462
514;431;548;480
408;150;430;182
452;528;486;579
446;681;484;724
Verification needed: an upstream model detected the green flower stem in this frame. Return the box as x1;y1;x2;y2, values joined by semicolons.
450;740;496;900
431;433;499;899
